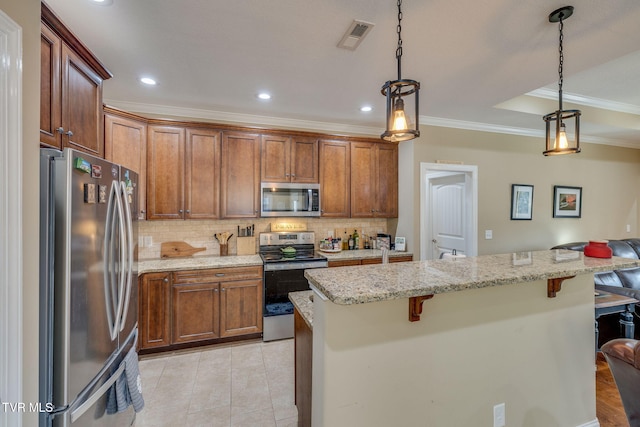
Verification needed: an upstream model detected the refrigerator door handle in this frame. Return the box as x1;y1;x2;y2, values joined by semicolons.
118;180;134;332
69;362;126;423
103;181;118;341
113;180;127;338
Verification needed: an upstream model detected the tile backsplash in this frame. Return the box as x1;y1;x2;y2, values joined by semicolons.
138;218;391;259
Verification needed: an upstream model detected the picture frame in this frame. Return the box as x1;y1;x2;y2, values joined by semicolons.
394;237;406;252
553;185;582;218
510;184;534;220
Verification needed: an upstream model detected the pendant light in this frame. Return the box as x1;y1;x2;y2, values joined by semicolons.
543;6;581;156
381;0;420;142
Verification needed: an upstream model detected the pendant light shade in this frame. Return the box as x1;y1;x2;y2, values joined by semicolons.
543;6;581;156
381;0;420;142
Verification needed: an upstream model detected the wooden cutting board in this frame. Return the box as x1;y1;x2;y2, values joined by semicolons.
160;241;206;258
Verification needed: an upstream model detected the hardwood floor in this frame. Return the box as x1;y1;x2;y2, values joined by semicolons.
597;351;629;427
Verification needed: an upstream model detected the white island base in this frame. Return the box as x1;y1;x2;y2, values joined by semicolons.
311;275;598;427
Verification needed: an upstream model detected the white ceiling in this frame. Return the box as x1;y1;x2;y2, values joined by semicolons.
45;0;640;148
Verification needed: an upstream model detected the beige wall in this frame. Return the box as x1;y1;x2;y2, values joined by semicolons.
400;125;640;258
312;274;597;426
0;0;40;424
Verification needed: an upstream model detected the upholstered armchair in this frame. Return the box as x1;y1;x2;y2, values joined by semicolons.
601;338;640;426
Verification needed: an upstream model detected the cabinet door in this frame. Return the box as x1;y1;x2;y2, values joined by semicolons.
375;143;398;217
350;142;376;217
221;132;260;218
291;137;319;183
185;128;221;219
104;113;147;219
40;23;62;149
139;273;171;349
319;140;350;217
172;281;220;343
61;44;104;157
261;135;290;183
147;126;185;220
220;279;262;337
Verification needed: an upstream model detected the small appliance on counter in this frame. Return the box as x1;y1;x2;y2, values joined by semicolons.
259;231;327;341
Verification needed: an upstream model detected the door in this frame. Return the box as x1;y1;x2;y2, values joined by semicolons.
421;163;478;260
319;139;350;217
185;128;221;219
147;126;185;219
220;131;260;218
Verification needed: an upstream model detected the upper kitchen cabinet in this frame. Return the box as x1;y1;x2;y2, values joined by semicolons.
221;131;261;218
147;125;221;220
40;3;112;157
261;135;318;183
350;142;398;218
319;140;350;217
104;108;147;220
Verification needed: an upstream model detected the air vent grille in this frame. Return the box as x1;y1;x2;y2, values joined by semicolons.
337;20;375;51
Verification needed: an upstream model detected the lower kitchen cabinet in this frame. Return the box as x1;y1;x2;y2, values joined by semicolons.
327;255;413;268
139;272;171;349
139;266;263;351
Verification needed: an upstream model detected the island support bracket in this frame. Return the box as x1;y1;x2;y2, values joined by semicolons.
409;295;435;322
547;276;576;298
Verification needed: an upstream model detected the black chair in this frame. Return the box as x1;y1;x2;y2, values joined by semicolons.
601;338;640;426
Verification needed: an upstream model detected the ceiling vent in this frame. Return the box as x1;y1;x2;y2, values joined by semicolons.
337;20;375;50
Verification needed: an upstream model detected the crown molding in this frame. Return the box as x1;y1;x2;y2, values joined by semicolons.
104;99;382;137
105;99;639;149
527;88;640;116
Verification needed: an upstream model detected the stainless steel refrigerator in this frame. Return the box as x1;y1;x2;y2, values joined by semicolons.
39;148;140;427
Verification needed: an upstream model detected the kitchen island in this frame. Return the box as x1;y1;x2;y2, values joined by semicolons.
303;250;640;427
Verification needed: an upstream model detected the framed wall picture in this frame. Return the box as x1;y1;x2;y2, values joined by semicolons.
510;184;534;220
553;185;582;218
394;237;406;251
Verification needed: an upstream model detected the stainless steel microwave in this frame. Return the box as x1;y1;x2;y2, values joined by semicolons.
260;183;320;217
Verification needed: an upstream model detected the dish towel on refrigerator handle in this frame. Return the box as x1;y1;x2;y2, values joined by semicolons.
106;346;145;414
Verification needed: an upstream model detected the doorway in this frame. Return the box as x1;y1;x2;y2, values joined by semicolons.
420;163;478;260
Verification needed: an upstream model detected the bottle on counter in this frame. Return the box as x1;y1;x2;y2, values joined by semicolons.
353;229;360;250
364;235;370;249
348;234;354;250
343;231;349;250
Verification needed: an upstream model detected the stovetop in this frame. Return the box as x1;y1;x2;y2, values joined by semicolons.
259;250;326;263
258;231;326;264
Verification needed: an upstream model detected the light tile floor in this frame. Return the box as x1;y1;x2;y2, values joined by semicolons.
135;339;298;427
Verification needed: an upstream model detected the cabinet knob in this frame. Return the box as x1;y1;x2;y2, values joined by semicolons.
221;288;225;292
291;174;296;177
185;210;190;213
215;273;225;277
56;127;64;134
65;130;73;137
163;278;169;283
285;174;290;177
178;209;183;213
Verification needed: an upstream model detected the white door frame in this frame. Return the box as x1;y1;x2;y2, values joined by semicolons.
420;163;478;260
0;10;23;426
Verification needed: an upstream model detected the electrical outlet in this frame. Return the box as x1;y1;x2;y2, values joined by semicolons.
493;403;505;427
627;224;631;233
485;230;493;240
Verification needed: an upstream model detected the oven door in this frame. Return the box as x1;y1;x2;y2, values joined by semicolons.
264;269;309;318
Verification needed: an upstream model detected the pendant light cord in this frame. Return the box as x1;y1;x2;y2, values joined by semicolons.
396;0;403;81
558;14;564;111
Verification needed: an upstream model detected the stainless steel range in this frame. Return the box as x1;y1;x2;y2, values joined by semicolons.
259;231;327;341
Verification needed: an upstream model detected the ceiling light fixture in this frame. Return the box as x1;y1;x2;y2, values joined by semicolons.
381;0;420;142
257;93;272;100
360;106;372;112
543;6;581;156
140;77;157;85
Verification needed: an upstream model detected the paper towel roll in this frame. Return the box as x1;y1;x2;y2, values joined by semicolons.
442;252;466;260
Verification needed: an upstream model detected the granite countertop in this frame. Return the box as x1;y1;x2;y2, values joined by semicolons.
138;255;263;274
319;249;413;261
289;290;314;330
304;250;640;305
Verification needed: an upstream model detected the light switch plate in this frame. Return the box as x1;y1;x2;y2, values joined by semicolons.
485;230;493;240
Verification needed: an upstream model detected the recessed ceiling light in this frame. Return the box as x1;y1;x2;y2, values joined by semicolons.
257;93;272;100
140;77;157;86
360;106;373;112
90;0;113;5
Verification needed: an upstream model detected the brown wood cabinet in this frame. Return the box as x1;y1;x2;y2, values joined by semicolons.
319;140;350;217
139;266;262;351
294;308;313;427
221;131;261;218
261;135;318;183
146;126;221;220
104;110;147;219
40;4;111;157
139;272;171;349
350;142;398;218
327;255;413;267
